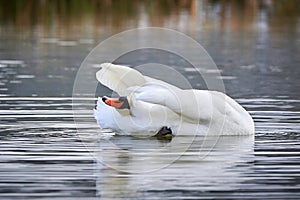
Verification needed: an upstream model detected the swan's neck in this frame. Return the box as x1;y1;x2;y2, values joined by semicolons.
115;96;131;116
118;96;130;109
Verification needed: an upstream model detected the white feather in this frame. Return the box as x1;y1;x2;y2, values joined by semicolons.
96;63;146;96
94;63;255;136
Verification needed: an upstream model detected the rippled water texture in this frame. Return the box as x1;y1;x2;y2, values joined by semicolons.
1;97;299;199
0;0;300;199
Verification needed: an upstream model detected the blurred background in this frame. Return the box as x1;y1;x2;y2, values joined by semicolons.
0;0;299;97
0;1;300;199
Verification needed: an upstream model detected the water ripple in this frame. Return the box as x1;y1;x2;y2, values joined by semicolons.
0;96;299;199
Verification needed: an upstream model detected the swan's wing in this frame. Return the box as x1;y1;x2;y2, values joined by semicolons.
96;63;180;96
96;63;147;96
132;82;182;113
132;83;213;122
95;63;201;120
130;83;166;105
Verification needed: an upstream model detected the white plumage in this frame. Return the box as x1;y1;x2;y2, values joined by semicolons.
94;63;254;136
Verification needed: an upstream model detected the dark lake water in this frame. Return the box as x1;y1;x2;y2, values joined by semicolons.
0;1;300;199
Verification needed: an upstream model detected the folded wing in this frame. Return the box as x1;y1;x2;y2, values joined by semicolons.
96;63;147;96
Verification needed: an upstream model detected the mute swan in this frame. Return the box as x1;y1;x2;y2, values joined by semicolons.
94;63;254;136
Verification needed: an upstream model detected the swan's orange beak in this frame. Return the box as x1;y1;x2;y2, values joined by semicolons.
102;96;125;109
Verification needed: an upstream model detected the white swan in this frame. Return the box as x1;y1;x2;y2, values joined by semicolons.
94;63;254;136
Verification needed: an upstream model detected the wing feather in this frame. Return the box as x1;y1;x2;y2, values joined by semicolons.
96;63;146;96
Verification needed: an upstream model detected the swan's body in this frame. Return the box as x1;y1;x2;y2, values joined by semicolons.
94;63;254;136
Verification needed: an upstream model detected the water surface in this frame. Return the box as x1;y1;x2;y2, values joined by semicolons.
1;97;300;199
0;1;300;199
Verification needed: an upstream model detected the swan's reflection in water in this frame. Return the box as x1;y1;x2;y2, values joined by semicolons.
94;134;254;198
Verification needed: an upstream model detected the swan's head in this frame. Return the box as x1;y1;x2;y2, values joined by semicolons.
102;96;130;109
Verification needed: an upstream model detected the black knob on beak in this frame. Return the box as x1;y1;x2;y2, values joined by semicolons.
102;96;107;102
